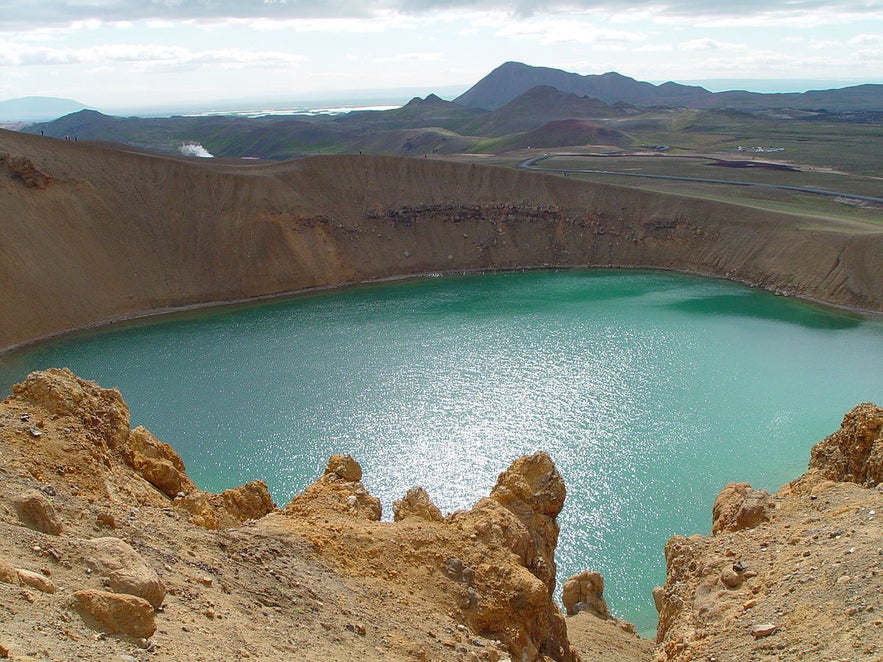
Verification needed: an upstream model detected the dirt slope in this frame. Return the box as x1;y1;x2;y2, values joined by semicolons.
1;129;881;352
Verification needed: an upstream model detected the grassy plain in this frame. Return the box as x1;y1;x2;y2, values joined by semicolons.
467;110;883;226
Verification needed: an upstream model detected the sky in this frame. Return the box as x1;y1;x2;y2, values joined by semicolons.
1;0;882;111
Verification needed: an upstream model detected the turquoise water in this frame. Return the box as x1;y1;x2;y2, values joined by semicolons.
1;269;881;635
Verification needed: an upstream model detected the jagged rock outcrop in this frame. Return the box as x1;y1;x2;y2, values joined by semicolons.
12;367;130;450
808;402;883;486
0;152;52;189
654;402;883;662
125;425;197;497
176;480;276;529
280;452;578;662
285;454;382;521
471;451;566;593
3;368;276;529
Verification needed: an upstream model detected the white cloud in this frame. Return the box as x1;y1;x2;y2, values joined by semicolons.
679;38;743;51
0;41;307;70
4;0;882;32
370;52;445;63
487;15;647;46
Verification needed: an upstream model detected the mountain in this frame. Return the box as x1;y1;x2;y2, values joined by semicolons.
0;96;92;122
455;62;883;111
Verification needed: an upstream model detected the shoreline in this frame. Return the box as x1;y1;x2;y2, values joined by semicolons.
2;262;878;359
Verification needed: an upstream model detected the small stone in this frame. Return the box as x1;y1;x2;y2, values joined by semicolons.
0;642;8;658
198;576;213;587
96;512;116;528
743;599;757;610
346;622;366;636
16;569;55;594
720;569;744;589
13;489;63;535
750;623;778;638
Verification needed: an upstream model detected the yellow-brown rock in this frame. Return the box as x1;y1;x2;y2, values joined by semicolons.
176;481;276;529
710;482;773;534
11;368;130;449
12;489;63;535
0;557;20;585
279;452;578;662
82;536;166;608
72;589;156;638
125;426;196;497
16;569;55;594
485;451;565;592
285;455;382;521
808;402;883;486
392;486;443;522
562;570;610;618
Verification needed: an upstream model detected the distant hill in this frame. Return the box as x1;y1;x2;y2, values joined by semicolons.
476;119;631;153
455;62;883;112
456;86;622;137
0;96;92;122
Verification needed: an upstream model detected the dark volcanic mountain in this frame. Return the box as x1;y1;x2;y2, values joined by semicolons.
456;61;883;111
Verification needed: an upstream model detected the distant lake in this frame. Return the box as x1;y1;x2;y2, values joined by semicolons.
2;269;881;635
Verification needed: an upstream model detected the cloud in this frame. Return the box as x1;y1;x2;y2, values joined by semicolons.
369;52;445;63
0;40;307;70
2;0;882;32
480;13;647;45
679;38;744;51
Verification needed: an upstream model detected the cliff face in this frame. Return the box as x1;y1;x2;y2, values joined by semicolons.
1;129;881;353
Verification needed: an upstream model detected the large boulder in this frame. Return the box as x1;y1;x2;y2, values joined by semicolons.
72;589;156;638
13;489;63;535
82;537;166;608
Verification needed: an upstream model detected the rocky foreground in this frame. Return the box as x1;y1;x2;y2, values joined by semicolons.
0;368;881;661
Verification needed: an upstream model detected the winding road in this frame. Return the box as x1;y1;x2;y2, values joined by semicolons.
518;154;883;205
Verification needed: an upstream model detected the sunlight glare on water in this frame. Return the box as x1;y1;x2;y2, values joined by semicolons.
1;269;881;635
